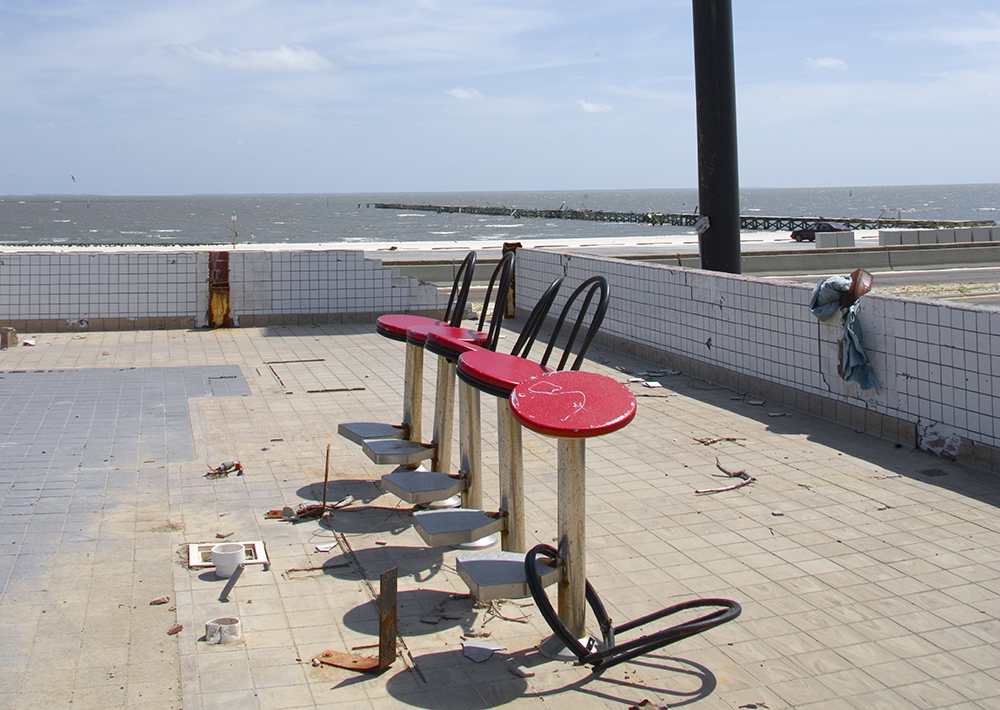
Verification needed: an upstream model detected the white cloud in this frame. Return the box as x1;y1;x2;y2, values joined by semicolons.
578;99;612;113
173;45;331;72
447;87;483;100
806;57;849;71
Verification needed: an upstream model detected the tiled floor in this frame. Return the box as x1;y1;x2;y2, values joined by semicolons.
2;324;999;709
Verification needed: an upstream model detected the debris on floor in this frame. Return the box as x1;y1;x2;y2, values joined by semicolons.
166;623;183;635
313;649;380;672
694;436;745;446
205;461;243;478
266;495;355;522
629;700;669;710
462;640;506;663
695;458;757;495
149;596;170;605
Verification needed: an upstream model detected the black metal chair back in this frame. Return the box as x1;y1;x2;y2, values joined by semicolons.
444;251;478;328
513;275;609;371
475;251;516;351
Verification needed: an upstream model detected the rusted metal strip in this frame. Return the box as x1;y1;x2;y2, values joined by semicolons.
379;567;397;672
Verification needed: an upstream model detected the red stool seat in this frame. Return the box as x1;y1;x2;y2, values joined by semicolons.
458;349;553;399
509;371;636;439
409;323;489;350
425;328;490;361
376;314;442;343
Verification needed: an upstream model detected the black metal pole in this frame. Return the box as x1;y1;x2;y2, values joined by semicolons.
692;0;741;274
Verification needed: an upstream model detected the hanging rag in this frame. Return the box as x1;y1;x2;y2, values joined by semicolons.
809;273;877;390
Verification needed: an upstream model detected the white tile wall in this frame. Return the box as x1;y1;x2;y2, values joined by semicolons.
0;251;202;319
6;246;997;452
1;248;448;323
230;250;442;316
516;248;1000;451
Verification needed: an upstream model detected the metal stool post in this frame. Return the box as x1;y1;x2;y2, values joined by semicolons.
509;370;637;660
557;437;586;639
496;400;525;553
402;342;423;444
458;379;482;509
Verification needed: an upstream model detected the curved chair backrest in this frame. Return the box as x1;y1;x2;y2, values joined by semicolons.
530;276;609;371
444;251;478;328
510;277;564;359
476;251;517;351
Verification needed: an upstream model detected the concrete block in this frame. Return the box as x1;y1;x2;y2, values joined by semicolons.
918;230;940;244
970;227;992;242
899;230;920;245
935;229;956;243
815;231;855;248
879;230;902;246
815;231;854;248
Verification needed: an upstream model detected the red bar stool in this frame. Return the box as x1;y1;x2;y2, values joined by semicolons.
377;253;515;517
338;250;477;448
513;372;741;667
509;370;636;659
420;277;607;563
401;277;564;547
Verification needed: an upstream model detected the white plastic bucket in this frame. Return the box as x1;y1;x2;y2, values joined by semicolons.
205;617;242;644
211;543;246;578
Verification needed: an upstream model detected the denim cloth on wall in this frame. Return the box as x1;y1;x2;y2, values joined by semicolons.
809;277;877;391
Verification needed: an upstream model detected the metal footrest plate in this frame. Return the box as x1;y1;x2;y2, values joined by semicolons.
338;421;406;445
362;438;435;465
382;470;466;505
456;551;562;602
412;509;505;547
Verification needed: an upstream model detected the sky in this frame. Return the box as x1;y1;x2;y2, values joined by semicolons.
1;0;998;195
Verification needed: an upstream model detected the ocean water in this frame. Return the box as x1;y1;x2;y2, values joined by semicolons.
0;184;996;247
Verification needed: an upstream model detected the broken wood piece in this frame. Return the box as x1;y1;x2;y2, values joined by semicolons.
283;562;349;577
695;458;756;495
462;630;492;638
149;596;170;605
166;624;183;635
694;436;745;446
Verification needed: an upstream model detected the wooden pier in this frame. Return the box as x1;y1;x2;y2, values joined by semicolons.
369;203;994;232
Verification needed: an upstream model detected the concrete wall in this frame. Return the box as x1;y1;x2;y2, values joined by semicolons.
515;248;1000;471
880;227;997;245
0;249;447;331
